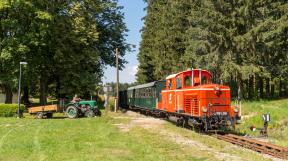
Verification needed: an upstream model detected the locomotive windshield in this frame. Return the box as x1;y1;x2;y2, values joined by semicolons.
202;74;212;84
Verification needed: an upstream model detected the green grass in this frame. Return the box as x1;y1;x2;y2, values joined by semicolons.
1;98;285;161
0;112;205;161
236;99;288;146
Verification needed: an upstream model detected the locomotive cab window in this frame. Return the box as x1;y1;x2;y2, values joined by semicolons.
176;78;182;89
184;76;191;87
202;75;212;84
168;79;172;90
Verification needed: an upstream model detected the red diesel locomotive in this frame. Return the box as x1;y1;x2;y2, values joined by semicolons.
120;69;241;131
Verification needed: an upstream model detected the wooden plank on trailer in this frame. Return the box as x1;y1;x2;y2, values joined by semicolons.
28;105;59;114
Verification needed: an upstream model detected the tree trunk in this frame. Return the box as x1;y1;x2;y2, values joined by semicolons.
265;78;270;98
40;74;48;105
248;75;254;99
284;81;287;97
271;83;275;97
279;79;283;97
242;79;250;99
237;79;243;100
259;77;264;99
22;86;29;104
4;85;13;104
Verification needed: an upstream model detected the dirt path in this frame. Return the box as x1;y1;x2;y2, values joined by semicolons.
113;111;284;161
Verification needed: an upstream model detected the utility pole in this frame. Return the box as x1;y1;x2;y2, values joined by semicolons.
115;48;119;112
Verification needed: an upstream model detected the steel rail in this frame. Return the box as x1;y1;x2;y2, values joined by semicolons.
213;134;288;159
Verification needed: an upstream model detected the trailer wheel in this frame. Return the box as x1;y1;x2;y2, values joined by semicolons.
36;112;44;119
66;105;78;118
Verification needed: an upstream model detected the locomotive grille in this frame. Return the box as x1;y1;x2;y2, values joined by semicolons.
184;95;199;116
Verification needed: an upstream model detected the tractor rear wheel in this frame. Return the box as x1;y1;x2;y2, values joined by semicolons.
66;105;78;118
85;110;95;118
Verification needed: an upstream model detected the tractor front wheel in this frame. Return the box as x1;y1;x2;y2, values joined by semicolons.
66;105;78;119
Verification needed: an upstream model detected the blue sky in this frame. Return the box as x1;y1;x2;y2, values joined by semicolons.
103;0;146;84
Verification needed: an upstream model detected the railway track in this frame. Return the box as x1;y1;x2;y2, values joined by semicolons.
128;109;288;159
213;134;288;159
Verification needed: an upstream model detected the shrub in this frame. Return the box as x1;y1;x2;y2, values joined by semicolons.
0;104;25;117
95;95;105;109
109;97;116;111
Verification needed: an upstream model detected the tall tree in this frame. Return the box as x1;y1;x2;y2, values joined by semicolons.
138;0;288;99
0;0;129;104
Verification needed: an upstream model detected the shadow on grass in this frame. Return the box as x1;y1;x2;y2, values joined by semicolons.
49;116;66;119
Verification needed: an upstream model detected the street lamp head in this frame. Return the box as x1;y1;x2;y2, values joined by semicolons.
20;62;28;65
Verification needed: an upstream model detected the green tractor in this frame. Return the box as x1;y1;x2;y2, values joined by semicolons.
65;100;101;118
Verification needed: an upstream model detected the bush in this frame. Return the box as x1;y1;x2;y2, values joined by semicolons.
95;95;105;109
109;97;116;111
0;104;25;117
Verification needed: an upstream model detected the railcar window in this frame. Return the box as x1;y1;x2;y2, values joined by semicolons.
184;76;191;87
147;88;151;97
141;89;144;98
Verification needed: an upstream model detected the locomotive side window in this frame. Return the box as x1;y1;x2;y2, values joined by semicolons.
184;76;191;87
202;76;207;84
176;78;182;89
168;79;172;90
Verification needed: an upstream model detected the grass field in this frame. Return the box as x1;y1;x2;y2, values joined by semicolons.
0;111;271;161
1;95;285;160
236;99;288;146
0;112;206;161
1;99;287;161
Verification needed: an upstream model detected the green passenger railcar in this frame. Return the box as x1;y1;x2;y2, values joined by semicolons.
127;81;165;109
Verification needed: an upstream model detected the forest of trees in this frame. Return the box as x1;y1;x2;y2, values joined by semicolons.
0;0;129;105
137;0;288;99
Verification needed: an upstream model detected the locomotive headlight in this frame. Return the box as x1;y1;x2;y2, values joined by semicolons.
202;107;207;113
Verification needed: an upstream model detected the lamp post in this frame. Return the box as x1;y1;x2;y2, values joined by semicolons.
115;48;119;112
17;62;27;118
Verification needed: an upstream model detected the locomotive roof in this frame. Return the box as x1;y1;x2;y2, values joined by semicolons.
165;69;211;79
127;81;156;90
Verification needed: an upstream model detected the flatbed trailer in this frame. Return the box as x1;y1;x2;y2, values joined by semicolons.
28;105;63;119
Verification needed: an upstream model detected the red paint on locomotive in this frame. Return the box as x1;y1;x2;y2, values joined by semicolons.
157;69;239;130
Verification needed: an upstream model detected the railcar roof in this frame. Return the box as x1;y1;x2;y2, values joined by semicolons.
127;82;156;90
